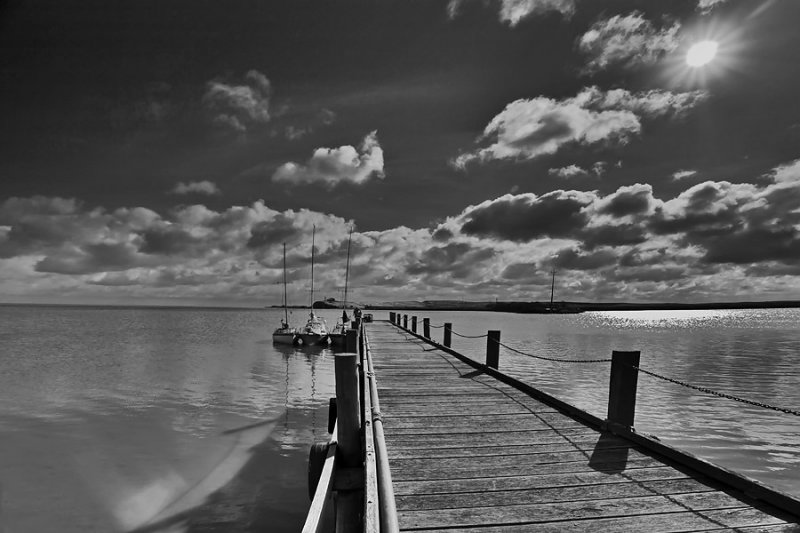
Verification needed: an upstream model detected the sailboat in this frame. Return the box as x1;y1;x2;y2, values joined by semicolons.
272;243;298;344
296;226;331;346
329;227;353;348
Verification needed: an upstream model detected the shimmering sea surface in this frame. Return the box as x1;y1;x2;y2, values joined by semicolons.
1;306;798;533
0;305;341;533
426;308;800;499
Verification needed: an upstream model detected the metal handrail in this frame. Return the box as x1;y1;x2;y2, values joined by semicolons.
364;328;400;533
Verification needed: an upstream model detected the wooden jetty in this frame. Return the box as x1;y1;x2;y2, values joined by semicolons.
303;317;800;532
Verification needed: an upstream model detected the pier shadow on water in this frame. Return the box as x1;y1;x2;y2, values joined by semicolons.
588;431;630;475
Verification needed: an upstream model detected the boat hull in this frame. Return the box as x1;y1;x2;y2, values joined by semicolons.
297;333;330;346
272;332;297;345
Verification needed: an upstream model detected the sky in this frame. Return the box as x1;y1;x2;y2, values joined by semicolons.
1;0;800;307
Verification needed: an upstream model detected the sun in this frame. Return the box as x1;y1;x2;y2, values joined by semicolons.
686;40;719;67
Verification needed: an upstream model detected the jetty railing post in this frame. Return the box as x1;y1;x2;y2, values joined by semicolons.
486;330;501;369
334;352;362;533
443;323;452;348
411;316;417;333
423;318;430;339
607;350;641;430
389;312;396;324
403;315;408;329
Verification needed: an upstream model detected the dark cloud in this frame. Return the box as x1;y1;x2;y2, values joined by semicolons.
35;243;144;275
246;216;301;249
597;184;655;217
581;224;647;249
407;242;495;279
460;191;593;242
432;227;454;242
703;227;800;265
138;226;204;256
550;247;617;271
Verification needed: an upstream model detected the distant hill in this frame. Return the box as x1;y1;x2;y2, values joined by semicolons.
308;299;800;314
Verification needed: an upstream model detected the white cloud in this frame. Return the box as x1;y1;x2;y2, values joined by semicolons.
548;165;588;178
697;0;729;12
203;70;272;133
447;0;575;26
672;169;697;180
171;181;221;196
579;12;681;73
272;131;385;188
453;87;706;167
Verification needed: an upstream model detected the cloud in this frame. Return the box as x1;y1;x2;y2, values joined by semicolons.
672;169;697;180
447;0;576;25
171;181;220;196
453;87;706;167
459;190;596;242
203;70;272;133
272;131;385;188
548;165;588;179
2;160;799;304
578;12;680;73
697;0;729;12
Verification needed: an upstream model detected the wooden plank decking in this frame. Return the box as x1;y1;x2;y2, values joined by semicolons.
367;321;799;532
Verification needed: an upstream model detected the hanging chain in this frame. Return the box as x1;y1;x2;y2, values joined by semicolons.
634;366;800;417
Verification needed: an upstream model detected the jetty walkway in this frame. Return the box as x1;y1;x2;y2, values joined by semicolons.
303;318;800;532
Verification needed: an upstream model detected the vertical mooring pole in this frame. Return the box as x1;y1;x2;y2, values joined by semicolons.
423;318;430;339
334;352;361;533
345;328;358;353
486;330;501;369
389;312;396;324
443;323;452;348
411;316;417;333
607;350;641;429
403;314;408;329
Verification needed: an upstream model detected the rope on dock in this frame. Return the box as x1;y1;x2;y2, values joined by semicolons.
634;365;800;417
496;340;612;364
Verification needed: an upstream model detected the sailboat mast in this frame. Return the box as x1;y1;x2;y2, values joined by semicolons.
310;225;316;310
343;226;353;311
550;268;556;308
282;242;288;325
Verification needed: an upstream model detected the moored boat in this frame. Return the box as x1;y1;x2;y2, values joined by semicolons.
295;226;331;346
272;243;298;344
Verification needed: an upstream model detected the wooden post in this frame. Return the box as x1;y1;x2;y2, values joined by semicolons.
486;330;501;369
403;314;408;329
423;318;430;339
345;328;358;353
389;312;396;324
334;353;361;533
411;316;417;333
444;323;452;348
607;350;641;429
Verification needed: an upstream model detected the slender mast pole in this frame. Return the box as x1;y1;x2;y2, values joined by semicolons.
310;225;316;311
343;226;353;312
283;242;288;325
550;268;556;308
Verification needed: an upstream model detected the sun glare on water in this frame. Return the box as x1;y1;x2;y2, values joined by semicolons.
686;40;719;67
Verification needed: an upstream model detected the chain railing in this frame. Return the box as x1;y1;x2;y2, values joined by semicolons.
634;365;800;417
391;314;800;417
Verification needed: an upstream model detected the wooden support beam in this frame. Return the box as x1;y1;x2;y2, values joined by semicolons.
411;316;417;333
423;318;430;339
443;323;452;348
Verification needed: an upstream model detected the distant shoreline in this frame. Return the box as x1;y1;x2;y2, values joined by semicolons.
3;300;799;313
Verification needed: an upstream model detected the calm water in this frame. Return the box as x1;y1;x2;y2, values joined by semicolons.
0;305;342;533
1;306;799;532
423;308;800;498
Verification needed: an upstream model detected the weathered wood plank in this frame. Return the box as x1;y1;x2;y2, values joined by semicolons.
396;478;714;511
412;507;790;533
388;439;631;460
385;427;601;448
397;491;750;529
390;456;664;481
391;465;698;495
